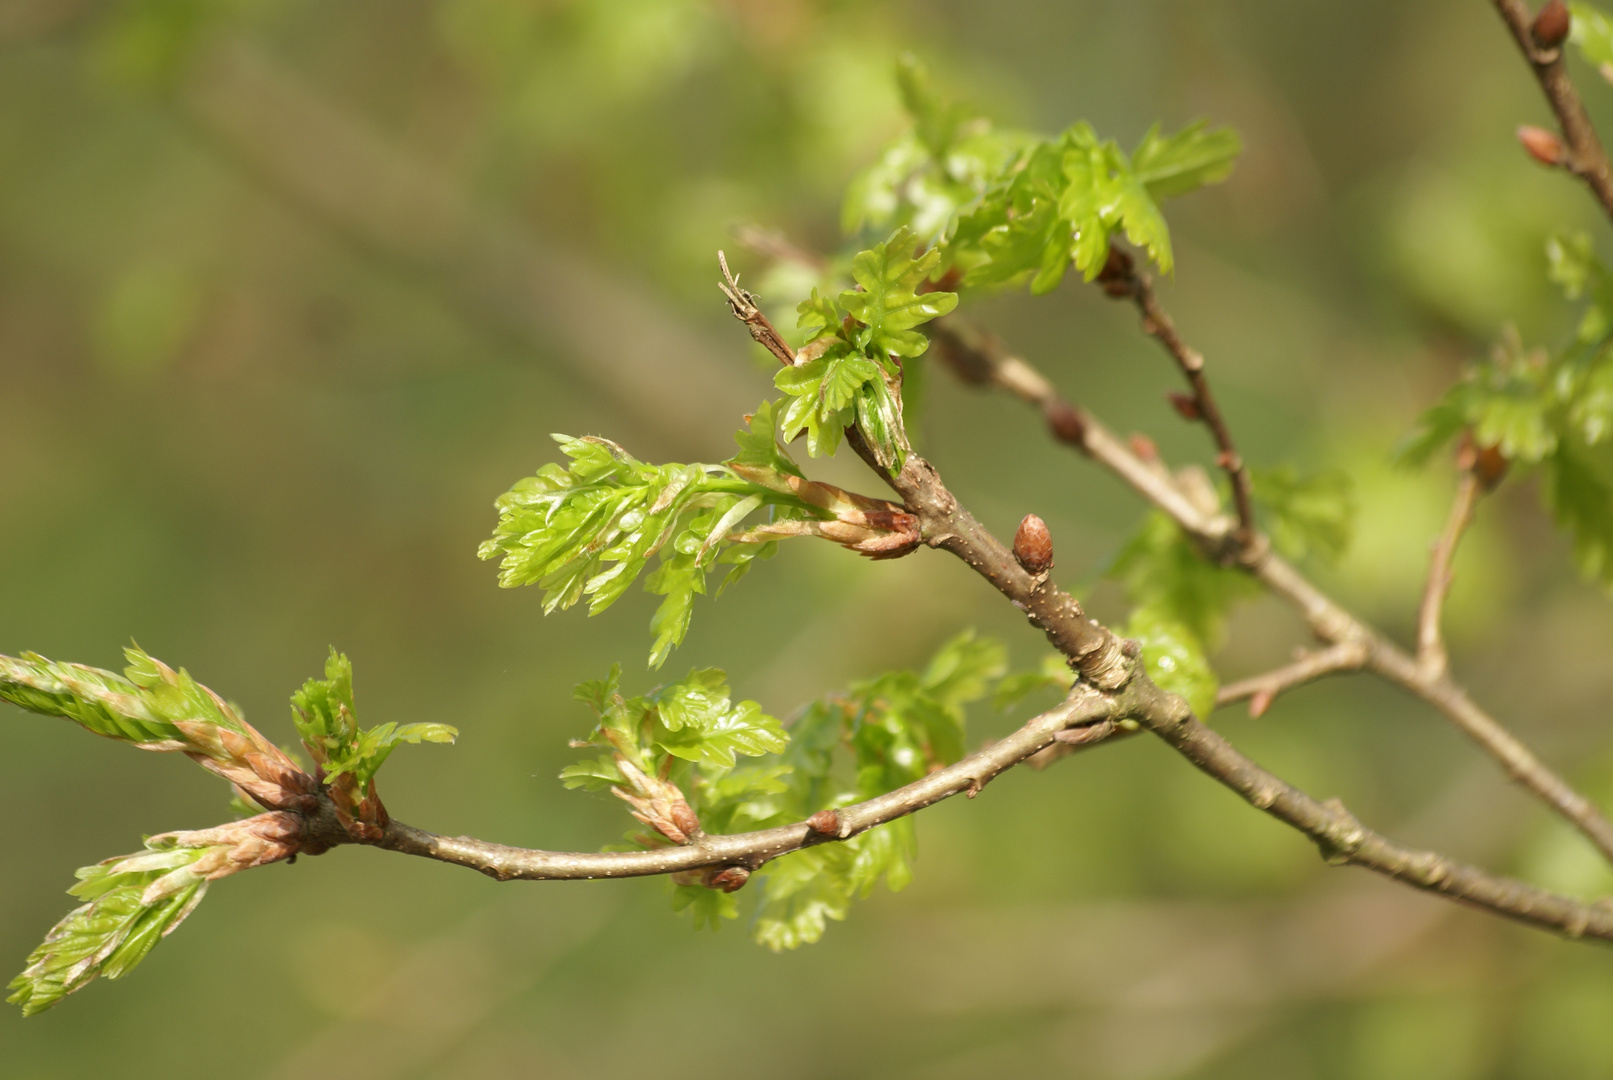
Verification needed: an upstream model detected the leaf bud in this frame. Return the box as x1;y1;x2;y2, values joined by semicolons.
1096;244;1134;297
1167;391;1202;421
1044;401;1086;445
1013;514;1054;575
708;866;751;893
1532;0;1571;49
1518;125;1566;166
806;809;841;837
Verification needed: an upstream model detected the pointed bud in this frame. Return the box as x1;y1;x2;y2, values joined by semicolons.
1249;689;1275;718
1129;433;1160;462
1045;400;1086;445
1167;391;1201;421
1518;125;1566;166
1532;0;1571;49
1013;514;1054;574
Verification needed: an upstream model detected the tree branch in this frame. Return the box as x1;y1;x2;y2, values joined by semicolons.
929;314;1613;866
1416;470;1482;679
1096;251;1261;556
1217;641;1371;717
1491;0;1613;223
1126;677;1613;944
363;690;1114;880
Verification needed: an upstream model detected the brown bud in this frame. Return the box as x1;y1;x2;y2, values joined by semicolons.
1167;391;1201;421
708;866;751;893
670;801;702;841
1013;514;1054;574
1248;689;1275;718
1096;243;1133;285
1129;433;1160;463
1459;433;1510;491
806;809;841;837
1045;401;1086;445
1518;125;1566;166
1532;0;1571;48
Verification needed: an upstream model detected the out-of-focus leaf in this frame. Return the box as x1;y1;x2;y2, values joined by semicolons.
1108;510;1261;649
1252;466;1356;564
1570;2;1613;68
1545;443;1613;585
1131;121;1243;200
1121;607;1218;720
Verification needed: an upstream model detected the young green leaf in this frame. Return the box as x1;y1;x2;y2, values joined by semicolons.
291;649;456;799
482;419;818;666
1108;510;1261;649
8;842;214;1016
1120;607;1219;720
1130;121;1243;200
839;225;959;359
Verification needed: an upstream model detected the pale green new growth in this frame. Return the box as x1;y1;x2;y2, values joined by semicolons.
292;649;457;797
8;839;216;1016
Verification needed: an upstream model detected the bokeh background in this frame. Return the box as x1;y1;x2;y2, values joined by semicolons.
3;1;1613;1077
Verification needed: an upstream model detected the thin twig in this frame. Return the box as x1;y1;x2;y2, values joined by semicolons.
367;693;1114;879
1417;471;1482;678
1491;0;1613;223
717;250;797;367
1098;253;1261;556
1217;641;1371;717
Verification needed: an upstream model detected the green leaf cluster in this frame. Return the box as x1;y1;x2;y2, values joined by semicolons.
1403;239;1613;584
480;406;819;667
778;226;956;469
562;634;1008;949
8;838;216;1016
564;665;786;787
1119;607;1219;720
842;56;1239;292
947;119;1237;292
841;54;1034;242
0;646;247;753
291;649;456;798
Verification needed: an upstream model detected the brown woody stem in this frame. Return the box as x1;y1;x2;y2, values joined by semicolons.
1416;471;1482;678
1492;0;1613;223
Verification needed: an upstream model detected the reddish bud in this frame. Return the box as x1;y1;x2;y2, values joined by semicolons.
1129;433;1160;463
1459;433;1511;491
1096;244;1133;284
1167;391;1201;421
1045;401;1086;445
670;802;702;841
806;809;841;837
1518;125;1566;166
1249;689;1275;718
709;866;751;893
1532;0;1571;48
1013;514;1054;575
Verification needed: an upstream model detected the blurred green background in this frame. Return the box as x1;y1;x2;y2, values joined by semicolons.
3;0;1613;1076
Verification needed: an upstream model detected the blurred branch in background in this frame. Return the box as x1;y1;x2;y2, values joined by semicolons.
177;35;751;454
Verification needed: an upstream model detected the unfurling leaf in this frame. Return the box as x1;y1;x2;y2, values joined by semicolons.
292;648;456;801
9;813;301;1015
